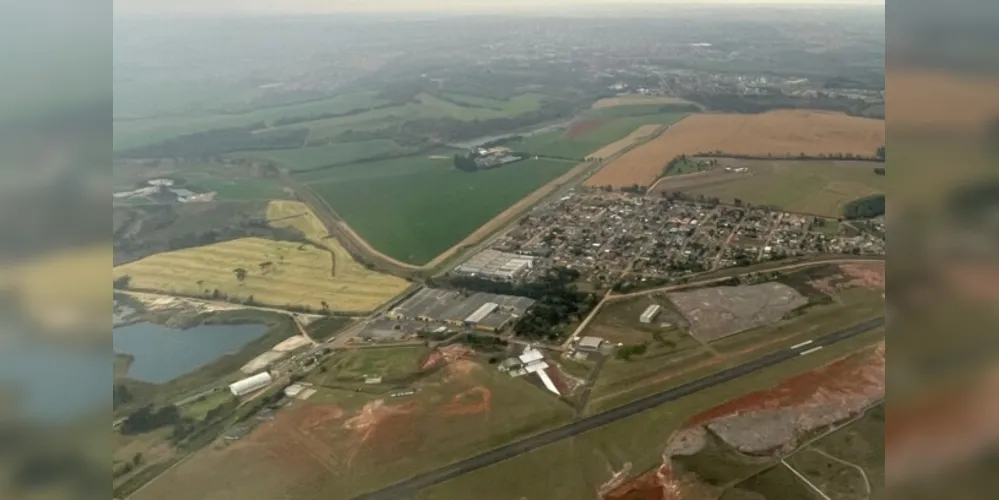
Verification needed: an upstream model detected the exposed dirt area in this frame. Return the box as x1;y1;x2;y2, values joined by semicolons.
586;110;885;187
607;342;884;500
422;344;479;380
667;283;808;343
687;342;884;443
543;365;573;395
343;399;421;465
565;118;608;139
810;262;885;294
440;386;492;416
592;95;700;109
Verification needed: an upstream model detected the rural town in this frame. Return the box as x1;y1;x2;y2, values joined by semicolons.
97;5;895;500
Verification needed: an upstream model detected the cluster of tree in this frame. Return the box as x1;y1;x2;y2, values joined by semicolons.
119;404;182;435
457;334;509;352
401;99;582;142
843;194;885;219
452;153;479;172
113;275;131;290
680;91;863;115
694;150;881;162
616;343;648;361
271;102;398;127
115;125;308;160
113;383;133;409
113;452;144;479
659;190;723;207
619;184;648;195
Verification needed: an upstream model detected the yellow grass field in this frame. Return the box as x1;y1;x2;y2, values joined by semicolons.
586;110;886;188
113;202;408;313
591;95;698;109
587;124;664;161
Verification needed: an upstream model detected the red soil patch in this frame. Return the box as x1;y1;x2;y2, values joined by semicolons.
604;463;715;500
440;386;492;416
686;341;884;428
608;342;885;500
811;262;885;293
248;404;350;477
421;351;445;371
544;365;572;395
565;118;607;139
423;345;479;379
343;399;420;466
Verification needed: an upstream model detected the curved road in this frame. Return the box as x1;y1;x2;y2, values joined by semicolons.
354;316;885;500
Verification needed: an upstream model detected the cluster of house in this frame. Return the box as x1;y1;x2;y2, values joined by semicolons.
113;178;216;204
471;146;523;169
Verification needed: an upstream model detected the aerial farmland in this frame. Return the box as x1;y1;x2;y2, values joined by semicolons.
585;110;886;188
113;201;408;313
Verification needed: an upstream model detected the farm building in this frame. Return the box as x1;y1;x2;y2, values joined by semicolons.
229;371;273;397
577;336;604;351
640;304;662;324
453;249;536;282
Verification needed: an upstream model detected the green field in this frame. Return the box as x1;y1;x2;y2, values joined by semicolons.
273;92;549;143
419;328;884;500
175;170;289;201
229;139;409;171
506;113;685;160
303;154;576;265
311;346;432;385
653;158;886;218
113;91;387;151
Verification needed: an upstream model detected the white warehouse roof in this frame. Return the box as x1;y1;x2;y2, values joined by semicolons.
229;371;273;397
465;302;499;324
519;349;545;364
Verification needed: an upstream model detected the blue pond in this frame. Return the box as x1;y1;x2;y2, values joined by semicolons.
114;322;267;384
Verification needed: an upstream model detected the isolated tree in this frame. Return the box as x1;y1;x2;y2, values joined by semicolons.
320;301;330;311
233;268;248;282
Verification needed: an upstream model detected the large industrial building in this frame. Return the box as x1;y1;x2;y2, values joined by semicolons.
388;288;535;333
229;371;273;397
453;249;536;282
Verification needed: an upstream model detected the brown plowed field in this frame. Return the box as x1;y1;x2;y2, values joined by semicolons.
565;119;608;139
585;110;886;188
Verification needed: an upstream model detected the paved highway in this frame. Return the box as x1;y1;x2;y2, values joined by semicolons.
354;316;885;500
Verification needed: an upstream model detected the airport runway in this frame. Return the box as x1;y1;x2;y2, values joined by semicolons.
354;316;886;500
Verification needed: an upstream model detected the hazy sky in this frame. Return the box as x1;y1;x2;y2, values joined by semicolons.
116;0;884;16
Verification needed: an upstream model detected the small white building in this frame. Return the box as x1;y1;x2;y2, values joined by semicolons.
640;305;662;324
577;336;604;351
229;371;273;397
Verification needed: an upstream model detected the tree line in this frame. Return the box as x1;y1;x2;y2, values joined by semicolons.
115;125;308;160
843;194;885;219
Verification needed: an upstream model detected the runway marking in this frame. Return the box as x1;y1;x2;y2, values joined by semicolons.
799;346;824;356
790;340;814;350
